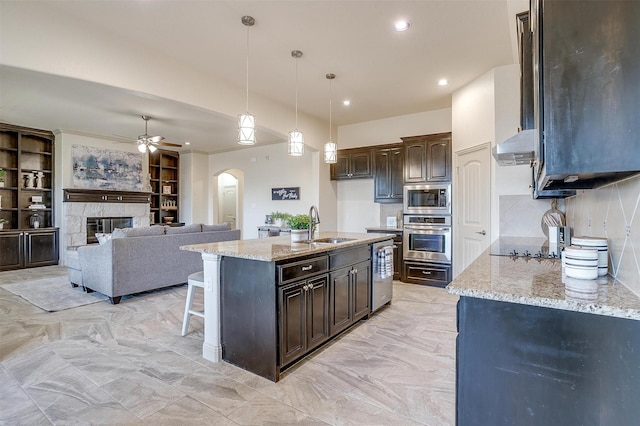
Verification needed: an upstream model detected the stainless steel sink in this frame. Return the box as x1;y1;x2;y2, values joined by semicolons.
311;237;356;244
294;237;356;245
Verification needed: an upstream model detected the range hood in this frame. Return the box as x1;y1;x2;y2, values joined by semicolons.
492;129;535;166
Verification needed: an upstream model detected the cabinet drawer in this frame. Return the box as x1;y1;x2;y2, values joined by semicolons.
279;256;328;284
404;261;451;287
329;246;370;270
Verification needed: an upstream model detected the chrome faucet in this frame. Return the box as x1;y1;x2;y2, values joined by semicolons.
308;205;320;241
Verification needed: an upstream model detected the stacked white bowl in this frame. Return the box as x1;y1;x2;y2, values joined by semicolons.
571;236;608;276
563;246;598;280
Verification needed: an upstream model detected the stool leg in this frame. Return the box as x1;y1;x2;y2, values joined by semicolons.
182;283;195;336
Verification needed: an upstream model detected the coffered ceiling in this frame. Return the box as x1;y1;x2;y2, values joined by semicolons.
0;1;525;154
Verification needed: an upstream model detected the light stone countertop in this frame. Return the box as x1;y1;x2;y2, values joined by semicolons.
365;226;404;232
180;232;396;262
447;241;640;321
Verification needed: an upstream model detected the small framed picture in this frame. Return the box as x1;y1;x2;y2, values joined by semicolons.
162;185;172;194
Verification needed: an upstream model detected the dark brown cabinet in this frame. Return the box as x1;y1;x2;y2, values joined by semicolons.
329;259;371;335
403;260;451;288
0;228;59;270
330;148;372;180
373;146;404;202
533;0;640;190
149;149;180;225
402;133;452;183
279;274;329;367
0;123;58;271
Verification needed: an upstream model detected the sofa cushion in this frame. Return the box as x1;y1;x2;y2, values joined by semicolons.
165;223;202;234
95;233;112;244
112;226;166;238
203;223;231;232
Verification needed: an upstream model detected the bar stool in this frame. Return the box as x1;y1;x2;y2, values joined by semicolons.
181;271;204;336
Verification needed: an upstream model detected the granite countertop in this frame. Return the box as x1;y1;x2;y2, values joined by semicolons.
180;232;396;262
447;240;640;320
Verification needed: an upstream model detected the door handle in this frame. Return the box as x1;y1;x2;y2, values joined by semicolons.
476;230;486;236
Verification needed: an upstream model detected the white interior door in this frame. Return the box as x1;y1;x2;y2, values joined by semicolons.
218;173;238;229
455;143;491;276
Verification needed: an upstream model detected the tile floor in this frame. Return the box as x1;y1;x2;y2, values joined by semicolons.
0;266;458;425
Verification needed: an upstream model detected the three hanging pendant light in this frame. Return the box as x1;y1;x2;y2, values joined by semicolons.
238;16;338;163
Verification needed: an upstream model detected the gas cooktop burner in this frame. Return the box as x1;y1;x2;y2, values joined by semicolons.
490;237;560;260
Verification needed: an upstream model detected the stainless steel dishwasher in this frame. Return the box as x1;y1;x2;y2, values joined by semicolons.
371;239;394;312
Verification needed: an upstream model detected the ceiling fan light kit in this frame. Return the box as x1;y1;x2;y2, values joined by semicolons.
288;50;304;157
238;15;256;146
135;115;180;153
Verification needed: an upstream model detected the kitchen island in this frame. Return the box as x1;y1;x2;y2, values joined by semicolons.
447;239;640;425
181;232;394;381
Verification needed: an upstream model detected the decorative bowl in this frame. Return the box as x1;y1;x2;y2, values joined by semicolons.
163;216;174;223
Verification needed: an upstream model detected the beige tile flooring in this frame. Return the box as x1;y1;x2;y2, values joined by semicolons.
0;266;459;425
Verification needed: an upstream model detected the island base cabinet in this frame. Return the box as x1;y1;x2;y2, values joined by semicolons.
279;274;329;367
456;296;640;426
329;260;371;336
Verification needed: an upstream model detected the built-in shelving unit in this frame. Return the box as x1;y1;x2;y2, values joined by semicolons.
149;149;180;225
0;123;59;271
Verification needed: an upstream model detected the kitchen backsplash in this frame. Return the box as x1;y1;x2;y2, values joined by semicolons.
565;174;640;296
499;195;562;238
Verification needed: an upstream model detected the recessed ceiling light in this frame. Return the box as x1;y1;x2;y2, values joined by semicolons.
185;142;191;145
343;100;351;106
394;20;411;32
438;79;449;86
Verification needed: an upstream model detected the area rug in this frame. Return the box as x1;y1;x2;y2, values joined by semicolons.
0;276;108;312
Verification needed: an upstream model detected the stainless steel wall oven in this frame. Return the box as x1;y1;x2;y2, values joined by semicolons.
403;215;451;264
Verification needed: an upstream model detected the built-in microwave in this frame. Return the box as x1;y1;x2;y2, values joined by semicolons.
403;184;451;215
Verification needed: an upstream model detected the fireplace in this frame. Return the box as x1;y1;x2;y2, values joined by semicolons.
86;217;133;244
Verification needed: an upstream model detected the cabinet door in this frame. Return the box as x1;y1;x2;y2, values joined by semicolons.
279;281;306;366
350;151;372;178
331;154;351;179
404;142;427;182
426;138;451;182
352;260;371;321
374;147;404;202
24;229;59;267
0;231;24;270
306;275;330;351
329;266;352;335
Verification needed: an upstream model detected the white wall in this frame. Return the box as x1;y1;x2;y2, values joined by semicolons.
180;151;209;224
209;142;319;239
338;109;452;149
335;108;452;232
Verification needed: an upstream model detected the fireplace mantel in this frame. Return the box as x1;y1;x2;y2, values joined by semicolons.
63;189;151;204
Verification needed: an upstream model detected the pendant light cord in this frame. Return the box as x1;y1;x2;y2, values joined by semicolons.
295;58;299;128
245;25;250;112
329;78;332;140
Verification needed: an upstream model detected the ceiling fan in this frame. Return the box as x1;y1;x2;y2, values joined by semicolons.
134;115;181;153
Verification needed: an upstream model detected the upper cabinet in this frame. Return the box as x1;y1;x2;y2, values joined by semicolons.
402;133;451;183
330;148;372;180
532;0;640;190
373;145;404;203
149;149;180;225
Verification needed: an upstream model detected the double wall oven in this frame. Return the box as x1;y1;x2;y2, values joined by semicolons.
402;183;452;287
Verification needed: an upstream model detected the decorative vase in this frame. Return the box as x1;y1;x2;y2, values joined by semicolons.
0;223;4;230
290;229;308;242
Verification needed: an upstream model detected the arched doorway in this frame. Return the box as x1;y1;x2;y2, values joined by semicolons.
212;169;244;232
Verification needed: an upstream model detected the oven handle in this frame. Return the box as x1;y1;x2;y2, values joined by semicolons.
405;227;450;232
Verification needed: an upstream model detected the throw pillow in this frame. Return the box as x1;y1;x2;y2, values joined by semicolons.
95;233;112;244
203;223;231;232
112;226;166;238
165;223;202;234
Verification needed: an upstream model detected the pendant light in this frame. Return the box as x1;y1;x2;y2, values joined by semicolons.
324;73;337;163
238;16;256;145
288;50;304;156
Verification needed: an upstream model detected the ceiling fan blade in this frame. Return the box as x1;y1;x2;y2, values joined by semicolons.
156;142;182;147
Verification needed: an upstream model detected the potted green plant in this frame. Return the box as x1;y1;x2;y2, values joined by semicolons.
271;211;290;227
0;218;8;230
287;214;309;242
0;168;5;188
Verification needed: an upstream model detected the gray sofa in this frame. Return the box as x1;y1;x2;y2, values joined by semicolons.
75;223;241;304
